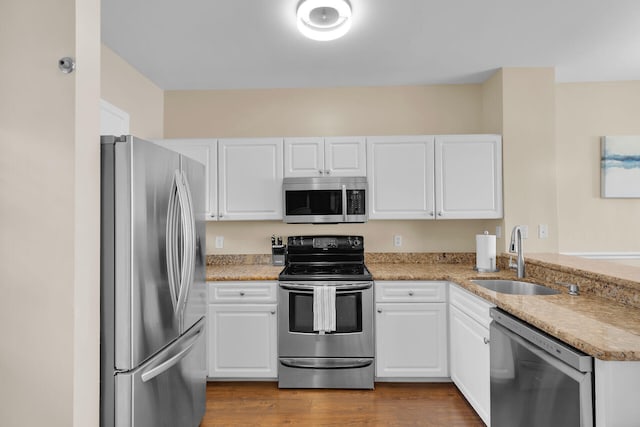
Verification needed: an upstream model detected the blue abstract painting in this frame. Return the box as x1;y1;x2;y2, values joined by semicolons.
601;136;640;198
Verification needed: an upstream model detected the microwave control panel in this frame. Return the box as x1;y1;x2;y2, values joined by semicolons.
348;190;365;215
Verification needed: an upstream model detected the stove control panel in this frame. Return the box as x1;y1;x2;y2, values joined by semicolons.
313;237;338;249
287;235;364;251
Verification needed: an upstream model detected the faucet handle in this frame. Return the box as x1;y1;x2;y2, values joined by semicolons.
556;281;580;296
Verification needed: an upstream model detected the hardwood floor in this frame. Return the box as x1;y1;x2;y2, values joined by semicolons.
201;382;484;426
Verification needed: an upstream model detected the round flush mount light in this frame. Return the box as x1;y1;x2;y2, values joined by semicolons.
296;0;352;42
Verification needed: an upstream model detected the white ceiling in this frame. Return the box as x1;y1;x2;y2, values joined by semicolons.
101;0;640;90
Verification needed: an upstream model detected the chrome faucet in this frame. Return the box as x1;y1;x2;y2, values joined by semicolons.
509;225;526;278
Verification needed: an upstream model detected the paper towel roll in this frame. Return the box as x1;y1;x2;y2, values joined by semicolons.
476;232;497;271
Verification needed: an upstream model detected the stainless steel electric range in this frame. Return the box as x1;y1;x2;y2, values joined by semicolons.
277;235;374;389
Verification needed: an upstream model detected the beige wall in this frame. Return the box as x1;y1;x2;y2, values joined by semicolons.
101;44;164;139
556;81;640;253
206;220;501;254
165;85;483;138
0;0;100;426
166;85;503;254
481;70;507;251
501;68;559;253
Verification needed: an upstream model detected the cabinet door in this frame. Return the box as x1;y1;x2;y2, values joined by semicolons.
449;304;491;425
366;136;435;219
154;139;218;220
375;302;448;378
434;134;502;219
207;303;278;378
218;138;283;220
284;137;324;177
324;136;366;176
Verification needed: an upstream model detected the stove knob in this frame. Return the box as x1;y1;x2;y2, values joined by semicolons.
352;238;361;247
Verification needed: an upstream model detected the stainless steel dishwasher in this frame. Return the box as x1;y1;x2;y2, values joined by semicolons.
490;308;594;427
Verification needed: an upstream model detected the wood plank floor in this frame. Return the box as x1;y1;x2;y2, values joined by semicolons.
201;382;484;426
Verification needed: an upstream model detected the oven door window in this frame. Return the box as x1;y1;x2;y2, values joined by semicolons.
289;291;362;333
285;190;342;216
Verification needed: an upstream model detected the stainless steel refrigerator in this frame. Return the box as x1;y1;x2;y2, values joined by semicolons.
100;135;207;427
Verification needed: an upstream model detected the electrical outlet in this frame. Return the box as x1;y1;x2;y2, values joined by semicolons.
394;235;402;247
215;236;224;249
521;225;529;239
538;224;548;239
495;226;502;239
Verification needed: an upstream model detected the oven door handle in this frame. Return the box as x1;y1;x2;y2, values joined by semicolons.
279;282;372;291
280;358;373;370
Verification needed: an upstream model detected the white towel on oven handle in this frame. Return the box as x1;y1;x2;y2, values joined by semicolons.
313;285;336;333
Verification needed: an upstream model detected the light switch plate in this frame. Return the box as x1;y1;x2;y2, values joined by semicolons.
538;224;548;239
215;236;224;248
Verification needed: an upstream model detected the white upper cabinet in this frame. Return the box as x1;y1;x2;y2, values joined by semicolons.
367;134;502;220
435;134;503;219
218;138;284;221
284;136;366;177
154;138;218;220
367;135;436;219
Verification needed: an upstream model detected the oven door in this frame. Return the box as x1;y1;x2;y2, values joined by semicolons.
278;282;374;358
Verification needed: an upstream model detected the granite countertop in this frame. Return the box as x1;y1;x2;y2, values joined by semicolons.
206;253;640;361
368;262;640;361
206;263;284;281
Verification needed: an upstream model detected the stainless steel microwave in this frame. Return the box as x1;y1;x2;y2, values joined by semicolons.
282;176;368;224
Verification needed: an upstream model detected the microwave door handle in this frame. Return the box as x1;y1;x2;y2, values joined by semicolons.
342;184;347;221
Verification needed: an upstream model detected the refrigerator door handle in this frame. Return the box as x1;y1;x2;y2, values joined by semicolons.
166;169;196;330
140;321;204;383
175;170;196;332
166;171;182;311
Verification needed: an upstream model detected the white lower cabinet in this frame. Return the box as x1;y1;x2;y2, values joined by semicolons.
207;282;278;379
449;283;494;426
375;281;448;379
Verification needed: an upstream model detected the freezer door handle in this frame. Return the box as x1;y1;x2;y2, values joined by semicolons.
140;321;204;383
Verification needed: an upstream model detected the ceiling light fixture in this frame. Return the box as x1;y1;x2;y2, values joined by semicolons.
296;0;352;42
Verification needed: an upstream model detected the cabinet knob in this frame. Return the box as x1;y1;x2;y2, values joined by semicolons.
325;170;331;175
239;291;245;296
408;291;414;296
318;170;324;175
377;308;382;313
483;337;490;345
438;211;443;217
270;310;276;315
428;211;434;217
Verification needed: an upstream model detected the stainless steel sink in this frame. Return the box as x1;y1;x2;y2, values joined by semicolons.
470;279;560;295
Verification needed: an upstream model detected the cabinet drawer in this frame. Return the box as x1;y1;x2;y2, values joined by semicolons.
449;283;494;328
208;281;277;303
375;281;447;303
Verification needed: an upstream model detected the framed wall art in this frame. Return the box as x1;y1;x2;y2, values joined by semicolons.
601;136;640;198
